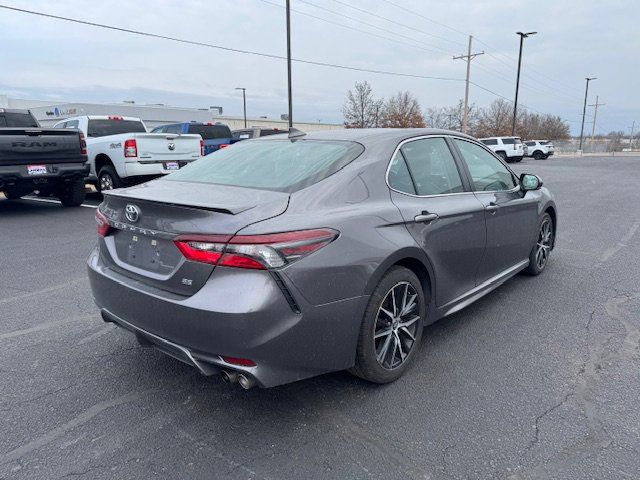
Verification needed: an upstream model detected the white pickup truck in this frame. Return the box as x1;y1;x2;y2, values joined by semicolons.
54;115;202;191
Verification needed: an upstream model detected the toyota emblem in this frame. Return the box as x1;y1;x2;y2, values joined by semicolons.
168;143;176;151
124;204;140;223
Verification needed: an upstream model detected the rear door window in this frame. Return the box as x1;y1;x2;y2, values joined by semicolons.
481;139;498;146
398;137;464;196
388;151;416;195
501;138;515;145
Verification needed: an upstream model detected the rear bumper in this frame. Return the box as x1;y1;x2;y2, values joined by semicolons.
0;163;88;189
87;247;366;387
123;159;199;178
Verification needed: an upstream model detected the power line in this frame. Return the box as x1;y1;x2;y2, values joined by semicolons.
0;4;462;82
377;0;469;38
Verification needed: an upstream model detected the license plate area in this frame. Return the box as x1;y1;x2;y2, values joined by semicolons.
164;162;180;171
27;165;48;176
112;230;181;275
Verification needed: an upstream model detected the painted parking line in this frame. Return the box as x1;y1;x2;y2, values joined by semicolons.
20;196;98;209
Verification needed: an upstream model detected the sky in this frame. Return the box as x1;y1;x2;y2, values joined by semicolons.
0;0;637;135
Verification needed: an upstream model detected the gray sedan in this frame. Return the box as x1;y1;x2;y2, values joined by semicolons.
88;128;557;388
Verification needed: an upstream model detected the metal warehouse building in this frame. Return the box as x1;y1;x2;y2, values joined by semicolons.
0;95;342;132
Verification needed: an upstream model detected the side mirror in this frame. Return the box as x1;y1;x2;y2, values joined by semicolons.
520;173;543;191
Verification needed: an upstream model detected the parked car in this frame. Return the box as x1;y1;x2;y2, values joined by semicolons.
1;108;88;206
231;127;283;142
525;140;555;160
54;116;202;191
152;122;232;155
479;136;525;162
88;129;557;388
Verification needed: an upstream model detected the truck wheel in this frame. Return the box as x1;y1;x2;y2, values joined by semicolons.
533;151;544;160
97;166;123;192
58;180;86;207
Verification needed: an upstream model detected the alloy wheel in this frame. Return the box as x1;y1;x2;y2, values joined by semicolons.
100;174;114;191
536;218;553;269
374;282;420;370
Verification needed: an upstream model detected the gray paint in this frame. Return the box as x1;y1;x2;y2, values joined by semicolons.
88;128;556;387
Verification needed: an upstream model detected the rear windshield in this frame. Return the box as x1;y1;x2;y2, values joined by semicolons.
0;111;39;128
87;119;147;137
232;130;253;140
187;124;231;139
164;139;364;193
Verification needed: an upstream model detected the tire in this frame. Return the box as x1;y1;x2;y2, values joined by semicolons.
58;180;86;207
3;190;25;200
533;151;544;160
497;151;508;162
515;156;523;162
350;266;426;384
524;213;554;275
97;165;123;192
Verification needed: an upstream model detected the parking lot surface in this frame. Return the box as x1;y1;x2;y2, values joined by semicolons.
1;155;639;480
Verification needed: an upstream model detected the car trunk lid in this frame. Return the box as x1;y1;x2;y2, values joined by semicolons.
99;180;289;296
133;133;201;162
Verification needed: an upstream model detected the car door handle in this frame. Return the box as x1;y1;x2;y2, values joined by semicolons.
485;203;499;214
414;212;439;223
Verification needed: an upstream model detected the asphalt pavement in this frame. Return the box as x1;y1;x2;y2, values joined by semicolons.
1;155;639;480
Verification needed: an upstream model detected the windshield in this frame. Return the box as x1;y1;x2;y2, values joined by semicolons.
87;119;147;137
187;124;231;139
164;139;364;193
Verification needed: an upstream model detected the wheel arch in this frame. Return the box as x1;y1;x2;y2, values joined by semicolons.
94;154;114;176
543;204;558;249
364;248;436;323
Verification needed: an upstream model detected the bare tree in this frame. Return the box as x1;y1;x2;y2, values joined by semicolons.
342;81;383;128
380;91;425;128
475;99;513;138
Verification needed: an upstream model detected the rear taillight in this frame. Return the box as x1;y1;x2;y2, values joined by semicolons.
219;144;229;149
95;209;111;237
174;228;338;270
200;139;205;156
79;132;87;156
124;139;137;158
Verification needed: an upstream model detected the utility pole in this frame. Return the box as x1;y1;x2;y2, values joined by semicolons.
453;35;483;134
579;77;596;151
588;95;605;141
285;0;293;128
235;87;247;128
629;121;636;150
512;31;537;136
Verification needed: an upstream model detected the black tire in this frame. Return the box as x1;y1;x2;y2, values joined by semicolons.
515;156;523;162
533;151;544;160
350;266;426;384
58;180;86;207
3;190;25;200
524;213;554;275
97;165;123;192
497;151;508;162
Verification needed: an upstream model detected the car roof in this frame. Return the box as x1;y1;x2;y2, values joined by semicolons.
257;128;476;145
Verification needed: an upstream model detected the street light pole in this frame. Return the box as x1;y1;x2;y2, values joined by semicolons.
579;77;596;151
235;87;247;128
285;0;293;128
512;31;537;136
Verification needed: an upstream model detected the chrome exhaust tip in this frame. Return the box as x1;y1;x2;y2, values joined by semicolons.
221;371;238;383
237;374;256;390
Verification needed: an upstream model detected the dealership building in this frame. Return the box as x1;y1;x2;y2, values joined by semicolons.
0;95;342;132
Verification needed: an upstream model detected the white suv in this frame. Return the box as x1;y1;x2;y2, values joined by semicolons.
479;137;525;163
524;140;555;160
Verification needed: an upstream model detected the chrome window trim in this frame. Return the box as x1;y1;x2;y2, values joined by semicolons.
451;137;522;194
385;134;475;199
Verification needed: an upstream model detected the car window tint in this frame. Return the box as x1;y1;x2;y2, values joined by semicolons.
66;120;79;129
525;141;535;146
502;138;515;145
481;139;497;146
388;151;416;195
399;138;463;196
454;139;517;192
164;124;183;135
87;119;146;137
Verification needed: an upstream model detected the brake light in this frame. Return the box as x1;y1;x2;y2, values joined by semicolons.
124;139;137;157
221;356;256;367
219;144;229;149
95;209;111;237
174;228;338;270
200;139;205;156
108;116;123;120
79;131;87;156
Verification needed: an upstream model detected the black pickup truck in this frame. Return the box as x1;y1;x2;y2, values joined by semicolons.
0;109;89;206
